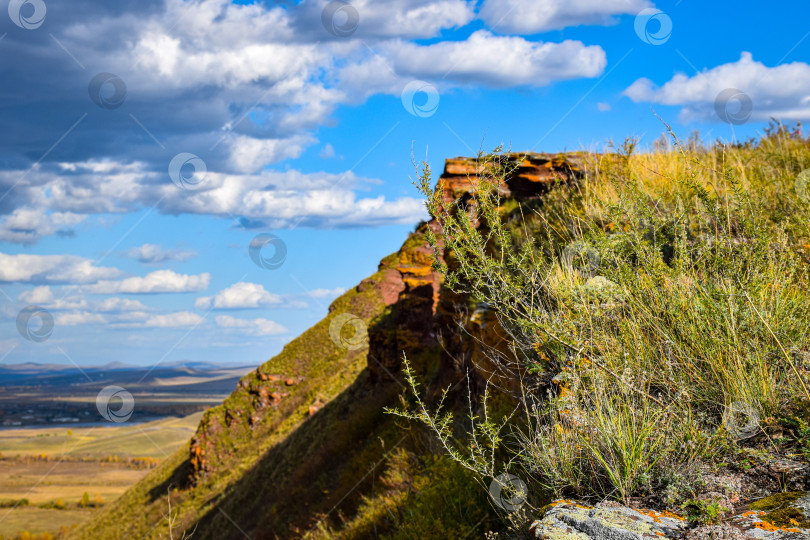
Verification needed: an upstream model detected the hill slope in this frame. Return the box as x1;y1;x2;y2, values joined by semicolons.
68;153;580;539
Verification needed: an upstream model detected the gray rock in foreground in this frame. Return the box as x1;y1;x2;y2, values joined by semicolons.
530;500;687;539
530;496;810;540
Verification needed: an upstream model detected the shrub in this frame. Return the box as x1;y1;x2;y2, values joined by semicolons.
396;124;810;507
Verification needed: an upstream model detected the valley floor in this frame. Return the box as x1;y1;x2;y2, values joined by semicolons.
0;412;201;538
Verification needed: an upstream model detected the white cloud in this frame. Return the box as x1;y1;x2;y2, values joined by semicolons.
0;0;623;246
0;163;428;242
17;286;55;305
478;0;651;34
16;287;89;311
391;31;606;87
0;253;122;284
215;314;287;336
160;168;429;227
55;311;107;326
356;0;475;38
17;287;150;313
300;0;475;39
84;270;211;294
308;287;348;299
0;209;86;245
121;244;197;264
623;52;810;122
109;311;152;324
142;311;205;328
195;282;282;310
96;297;151;312
319;143;336;159
226;134;315;173
597;102;612;112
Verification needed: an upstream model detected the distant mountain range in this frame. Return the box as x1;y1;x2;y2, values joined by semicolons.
0;360;255;388
0;360;247;374
0;361;258;427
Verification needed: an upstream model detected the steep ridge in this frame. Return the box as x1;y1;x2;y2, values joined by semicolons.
69;152;581;540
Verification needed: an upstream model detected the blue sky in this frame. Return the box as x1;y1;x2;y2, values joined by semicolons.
1;0;808;367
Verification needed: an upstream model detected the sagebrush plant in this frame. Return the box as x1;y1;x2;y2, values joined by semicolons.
394;122;810;506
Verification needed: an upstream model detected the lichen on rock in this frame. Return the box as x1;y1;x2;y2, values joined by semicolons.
731;492;810;538
530;500;688;539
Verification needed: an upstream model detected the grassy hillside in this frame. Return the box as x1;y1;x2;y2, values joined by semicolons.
67;225;496;539
403;124;810;524
71;124;810;539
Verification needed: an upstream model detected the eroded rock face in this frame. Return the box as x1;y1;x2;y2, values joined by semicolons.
437;153;582;209
188;153;583;482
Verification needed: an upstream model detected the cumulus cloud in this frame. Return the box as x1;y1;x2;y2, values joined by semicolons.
319;144;337;159
0;253;122;284
142;311;205;328
0;0;616;245
215;315;287;336
195;282;282;310
623;53;810;122
16;287;149;313
0;0;475;178
0;163;427;237
0;209;86;245
55;311;107;326
391;31;606;87
120;244;197;264
295;0;475;40
83;270;211;294
17;286;56;305
96;297;152;312
226;134;315;172
478;0;651;34
307;287;348;299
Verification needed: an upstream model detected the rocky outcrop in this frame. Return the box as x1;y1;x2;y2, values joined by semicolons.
71;152;585;540
530;500;688;540
437;153;582;207
531;495;810;540
731;492;810;539
367;153;584;387
365;221;442;380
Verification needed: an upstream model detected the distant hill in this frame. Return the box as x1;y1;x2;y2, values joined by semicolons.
0;361;257;427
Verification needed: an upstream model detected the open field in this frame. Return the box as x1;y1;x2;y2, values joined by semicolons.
0;412;202;459
0;363;252;538
0;412;202;538
0;412;203;538
0;508;92;538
